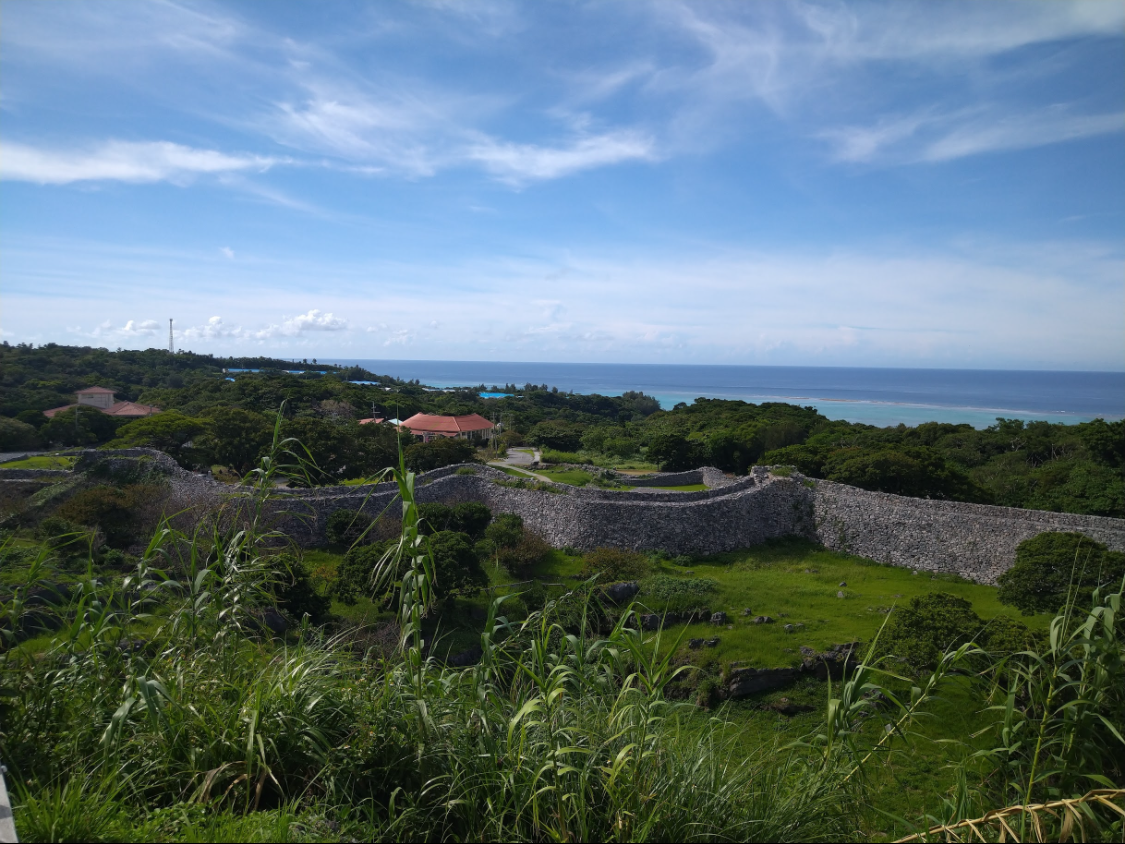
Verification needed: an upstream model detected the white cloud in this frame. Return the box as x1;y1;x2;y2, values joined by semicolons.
0;140;284;185
465;131;656;184
220;247;235;260
824;106;1125;164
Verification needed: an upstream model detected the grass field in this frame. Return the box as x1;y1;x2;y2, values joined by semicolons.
634;538;1050;669
0;454;75;469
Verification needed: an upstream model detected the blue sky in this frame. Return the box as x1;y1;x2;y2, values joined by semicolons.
2;0;1123;370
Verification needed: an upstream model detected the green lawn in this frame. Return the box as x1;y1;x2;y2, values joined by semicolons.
490;464;534;479
627;538;1050;669
0;454;75;469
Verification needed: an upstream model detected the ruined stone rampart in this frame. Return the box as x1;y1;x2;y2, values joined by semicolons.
12;450;1125;584
809;480;1125;584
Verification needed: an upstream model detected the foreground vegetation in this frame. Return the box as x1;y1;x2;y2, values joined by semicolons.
1;429;1122;842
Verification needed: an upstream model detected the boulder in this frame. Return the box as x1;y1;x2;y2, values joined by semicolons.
838;581;847;587
688;638;704;650
640;613;661;631
837;591;846;599
710;611;728;625
604;581;640;604
728;666;802;698
751;615;774;624
703;637;720;648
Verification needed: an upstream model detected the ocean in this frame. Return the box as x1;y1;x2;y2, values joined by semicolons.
330;360;1124;429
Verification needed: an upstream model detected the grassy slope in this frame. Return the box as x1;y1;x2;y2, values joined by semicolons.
0;454;76;469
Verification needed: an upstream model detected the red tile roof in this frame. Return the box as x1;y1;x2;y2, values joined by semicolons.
76;386;117;394
400;413;494;434
43;399;161;418
358;417;385;425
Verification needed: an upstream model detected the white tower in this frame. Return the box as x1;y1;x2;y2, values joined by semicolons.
169;319;174;353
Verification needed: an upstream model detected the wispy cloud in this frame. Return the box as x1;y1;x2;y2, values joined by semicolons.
464;131;656;184
0;140;284;185
824;106;1125;164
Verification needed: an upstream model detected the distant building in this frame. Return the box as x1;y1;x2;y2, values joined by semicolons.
358;417;385;425
43;386;161;419
399;413;494;442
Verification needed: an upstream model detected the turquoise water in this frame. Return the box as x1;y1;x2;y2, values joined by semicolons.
330;360;1124;429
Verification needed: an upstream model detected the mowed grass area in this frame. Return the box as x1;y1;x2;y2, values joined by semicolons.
628;538;1051;669
303;537;1045;671
0;454;75;469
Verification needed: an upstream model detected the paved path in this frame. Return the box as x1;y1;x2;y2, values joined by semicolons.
488;447;549;481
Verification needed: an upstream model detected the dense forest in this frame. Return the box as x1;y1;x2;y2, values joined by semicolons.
1;342;1122;516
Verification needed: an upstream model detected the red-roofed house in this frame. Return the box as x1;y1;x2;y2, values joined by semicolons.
43;386;161;419
399;413;494;442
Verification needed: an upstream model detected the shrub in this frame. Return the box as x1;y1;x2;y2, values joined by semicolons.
326;508;374;545
268;553;332;624
333;542;389;605
417;502;453;535
528;421;582;452
484;513;524;552
998;531;1125;615
56;484;160;548
497;531;552;578
580;547;651;581
449;501;492;540
404;438;476;472
427;530;489;599
36;514;90;551
877;592;984;669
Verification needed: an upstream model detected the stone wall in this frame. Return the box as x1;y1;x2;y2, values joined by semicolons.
18;451;1125;584
809;479;1125;584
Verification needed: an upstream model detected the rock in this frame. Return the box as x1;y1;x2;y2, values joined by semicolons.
783;623;794;633
751;615;774;624
742;608;754;616
640;613;661;631
688;638;704;650
259;608;289;637
805;568;819;574
799;646;817;657
838;581;847;587
704;638;720;648
728;666;802;698
710;611;728;625
837;591;846;598
604;581;640;604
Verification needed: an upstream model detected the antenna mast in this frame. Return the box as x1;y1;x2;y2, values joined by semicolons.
168;319;174;353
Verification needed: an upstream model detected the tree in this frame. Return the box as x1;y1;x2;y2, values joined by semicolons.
528;421;583;452
268;553;331;624
427;531;488;599
449;502;492;541
404;438;475;472
484;513;524;552
877;592;985;669
646;433;706;472
998;532;1125;615
107;410;208;467
38;407;121;447
196;408;274;475
579;547;651;581
326;508;374;546
824;446;990;502
0;416;40;450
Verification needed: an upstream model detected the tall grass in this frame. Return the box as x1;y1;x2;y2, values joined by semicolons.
1;418;1121;842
